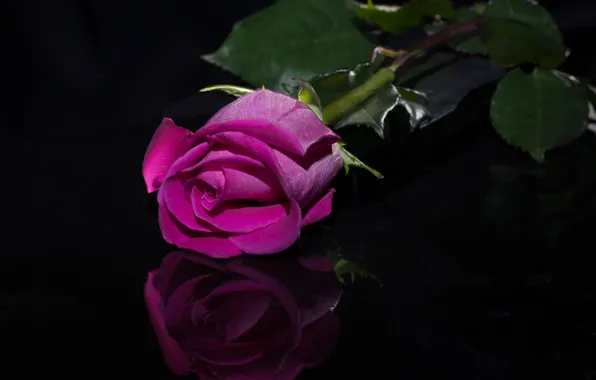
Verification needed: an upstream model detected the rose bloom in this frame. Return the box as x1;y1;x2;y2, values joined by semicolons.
144;251;341;379
142;90;342;258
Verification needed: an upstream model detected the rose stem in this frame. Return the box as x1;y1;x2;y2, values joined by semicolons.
321;0;547;126
322;67;395;125
321;18;479;125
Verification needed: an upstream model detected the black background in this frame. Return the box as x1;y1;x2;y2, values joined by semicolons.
1;0;596;378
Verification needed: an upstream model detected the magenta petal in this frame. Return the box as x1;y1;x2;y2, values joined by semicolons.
144;270;192;376
275;104;341;154
158;204;190;245
192;194;287;234
196;170;225;193
205;89;340;155
166;140;214;179
196;119;305;157
301;189;335;227
209;132;288;195
230;200;301;255
220;166;282;204
182;145;265;174
195;170;225;210
142;118;194;193
274;143;343;207
162;179;218;232
158;203;243;258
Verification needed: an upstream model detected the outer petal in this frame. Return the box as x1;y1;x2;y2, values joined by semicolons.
301;189;335;227
192;191;288;234
203;89;340;156
196;119;305;157
229;200;301;255
158;204;243;258
274;143;343;207
142;118;194;193
166;141;214;179
144;270;192;376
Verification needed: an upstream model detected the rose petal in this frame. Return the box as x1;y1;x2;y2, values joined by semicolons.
165;140;214;179
229;200;301;255
195;170;225;211
204;90;340;156
144;270;192;376
196;169;225;193
196;119;305;157
275;103;340;155
158;205;243;258
192;189;287;234
142;118;194;193
274;143;342;207
230;201;301;255
220;166;282;204
158;204;190;245
182;145;265;174
209;132;289;197
162;179;219;232
301;189;335;227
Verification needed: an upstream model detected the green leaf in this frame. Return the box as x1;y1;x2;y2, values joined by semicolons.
332;257;381;285
334;84;401;136
490;68;589;162
301;58;430;136
349;0;455;34
202;0;373;91
483;0;566;69
338;143;384;178
199;84;254;97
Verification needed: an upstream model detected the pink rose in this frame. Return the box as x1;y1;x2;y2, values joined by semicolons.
142;89;343;258
144;251;342;379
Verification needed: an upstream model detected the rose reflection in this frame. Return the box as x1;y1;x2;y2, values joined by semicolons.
144;251;342;379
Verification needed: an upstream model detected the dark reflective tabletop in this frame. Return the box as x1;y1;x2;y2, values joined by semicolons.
2;0;596;378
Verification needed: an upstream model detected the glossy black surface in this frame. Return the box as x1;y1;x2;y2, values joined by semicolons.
2;0;596;378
